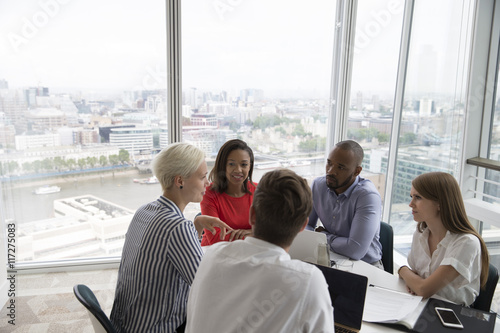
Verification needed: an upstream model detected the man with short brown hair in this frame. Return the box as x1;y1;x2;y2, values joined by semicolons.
185;168;334;333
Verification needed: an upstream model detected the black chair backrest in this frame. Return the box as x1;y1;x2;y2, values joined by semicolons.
471;263;499;312
73;284;116;333
380;222;394;274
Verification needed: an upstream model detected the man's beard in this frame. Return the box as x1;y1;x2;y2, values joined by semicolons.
326;173;355;191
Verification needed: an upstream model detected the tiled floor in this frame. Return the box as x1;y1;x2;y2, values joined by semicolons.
0;268;118;333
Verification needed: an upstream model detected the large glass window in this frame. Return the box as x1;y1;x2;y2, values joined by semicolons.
347;0;405;204
181;0;337;219
0;0;493;287
0;0;168;263
478;4;500;314
481;52;500;282
346;0;475;255
388;0;474;253
489;36;500;163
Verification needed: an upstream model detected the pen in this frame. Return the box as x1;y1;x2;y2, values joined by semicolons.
369;284;411;296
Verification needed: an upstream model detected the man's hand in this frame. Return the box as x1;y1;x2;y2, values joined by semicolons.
193;215;233;240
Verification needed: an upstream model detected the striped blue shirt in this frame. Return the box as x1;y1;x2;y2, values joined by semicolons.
111;196;203;333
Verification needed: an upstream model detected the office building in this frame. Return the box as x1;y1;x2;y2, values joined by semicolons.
190;113;218;127
15;132;61;150
109;127;153;155
26;108;67;131
18;195;134;261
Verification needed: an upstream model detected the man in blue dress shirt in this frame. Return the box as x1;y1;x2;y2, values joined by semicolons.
307;140;383;266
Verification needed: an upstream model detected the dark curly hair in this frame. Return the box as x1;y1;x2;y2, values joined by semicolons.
209;139;254;194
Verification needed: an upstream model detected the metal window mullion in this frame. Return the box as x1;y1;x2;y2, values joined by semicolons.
166;0;182;144
477;0;500;200
382;0;414;223
459;0;497;203
479;0;499;161
327;0;357;153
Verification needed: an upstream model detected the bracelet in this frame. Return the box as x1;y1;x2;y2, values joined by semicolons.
193;213;203;240
397;265;408;275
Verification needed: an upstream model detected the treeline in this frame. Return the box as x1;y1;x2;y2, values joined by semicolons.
0;149;130;176
251;115;326;152
348;128;417;144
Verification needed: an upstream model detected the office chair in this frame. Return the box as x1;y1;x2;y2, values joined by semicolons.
471;263;499;312
379;221;394;274
73;284;116;333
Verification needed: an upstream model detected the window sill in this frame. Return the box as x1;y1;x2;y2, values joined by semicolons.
464;198;500;228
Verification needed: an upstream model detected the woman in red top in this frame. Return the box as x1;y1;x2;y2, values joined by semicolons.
201;139;257;245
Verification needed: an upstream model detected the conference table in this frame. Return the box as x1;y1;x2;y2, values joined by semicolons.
202;242;498;332
330;252;500;332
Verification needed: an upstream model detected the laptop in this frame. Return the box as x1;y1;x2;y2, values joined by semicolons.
289;229;329;265
313;263;368;333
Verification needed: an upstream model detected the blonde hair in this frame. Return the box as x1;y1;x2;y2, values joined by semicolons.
412;172;489;288
152;142;205;191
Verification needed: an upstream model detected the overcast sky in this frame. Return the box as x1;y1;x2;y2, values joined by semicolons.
0;0;466;99
0;0;168;93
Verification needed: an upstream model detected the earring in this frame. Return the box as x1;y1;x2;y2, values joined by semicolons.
180;186;183;189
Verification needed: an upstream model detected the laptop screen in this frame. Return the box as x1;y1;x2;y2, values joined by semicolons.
313;264;368;330
289;230;327;264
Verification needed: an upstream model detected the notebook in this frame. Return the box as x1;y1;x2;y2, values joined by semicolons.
289;230;329;265
313;263;368;333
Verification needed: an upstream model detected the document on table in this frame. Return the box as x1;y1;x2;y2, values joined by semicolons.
363;284;424;327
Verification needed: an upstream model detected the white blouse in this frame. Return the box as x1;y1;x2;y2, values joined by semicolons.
407;228;481;306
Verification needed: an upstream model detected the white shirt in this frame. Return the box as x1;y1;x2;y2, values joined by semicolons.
407;228;481;306
185;237;334;333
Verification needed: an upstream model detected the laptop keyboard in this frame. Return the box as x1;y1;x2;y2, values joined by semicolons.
334;324;357;333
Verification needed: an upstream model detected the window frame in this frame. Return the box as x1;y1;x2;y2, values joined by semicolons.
5;0;498;275
3;0;182;274
460;0;499;229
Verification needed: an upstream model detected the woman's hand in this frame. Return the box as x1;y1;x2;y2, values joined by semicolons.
194;215;233;240
228;229;252;241
406;286;417;295
399;264;459;299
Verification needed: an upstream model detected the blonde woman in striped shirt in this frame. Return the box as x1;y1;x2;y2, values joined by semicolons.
111;143;231;332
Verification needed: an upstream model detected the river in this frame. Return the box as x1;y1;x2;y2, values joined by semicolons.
1;162;326;225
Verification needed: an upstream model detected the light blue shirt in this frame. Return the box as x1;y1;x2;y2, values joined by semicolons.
307;175;382;263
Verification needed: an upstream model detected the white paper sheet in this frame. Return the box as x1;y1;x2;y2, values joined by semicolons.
363;285;423;324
